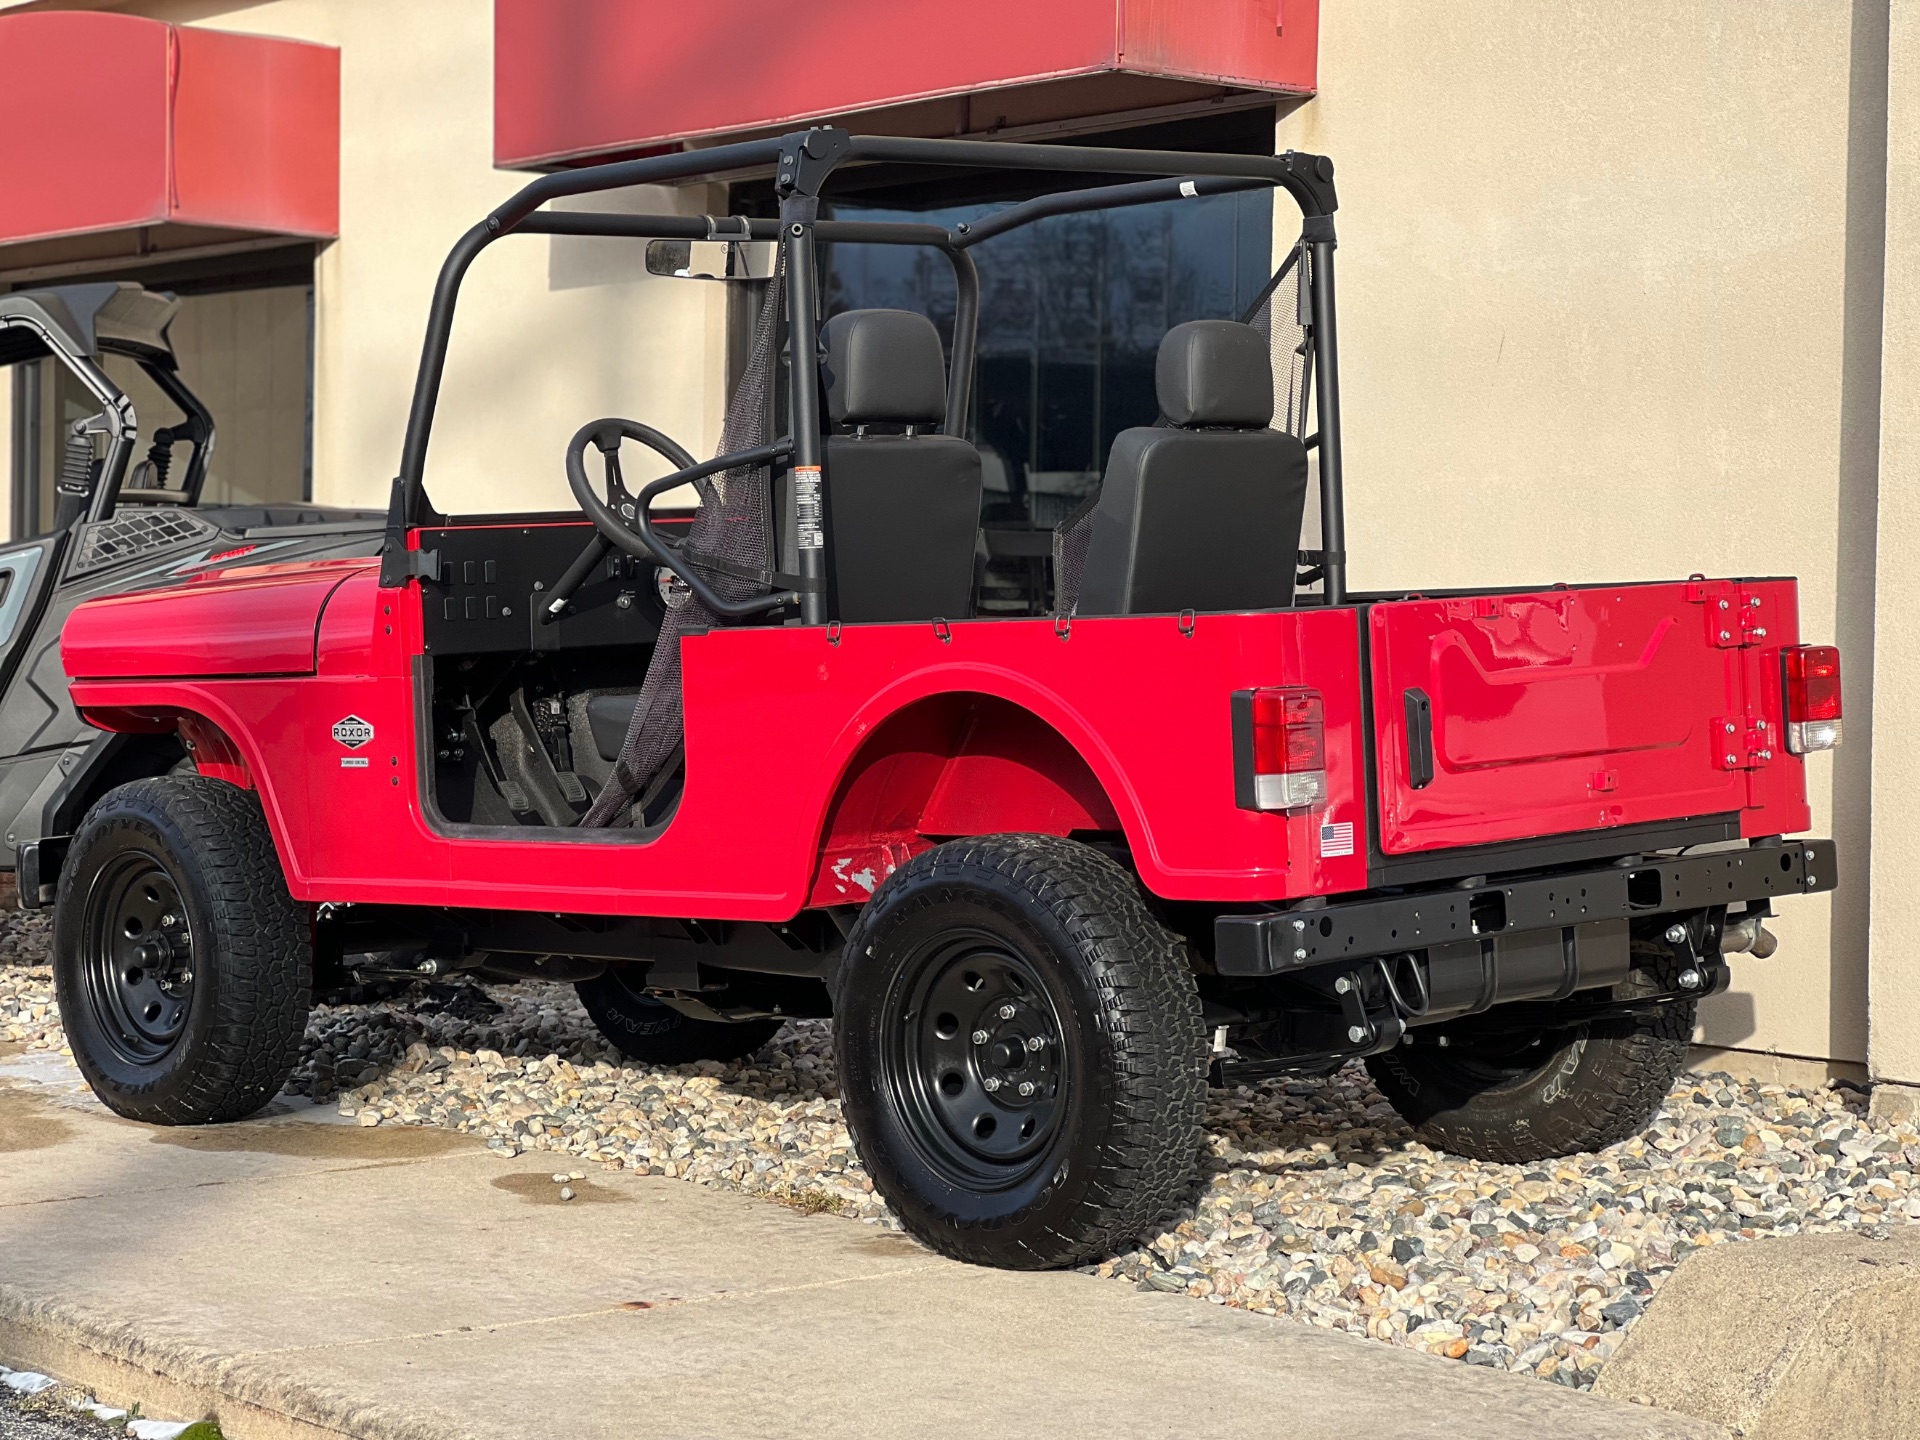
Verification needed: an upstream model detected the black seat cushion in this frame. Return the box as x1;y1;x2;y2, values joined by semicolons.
1075;429;1308;615
1072;319;1309;617
824;434;982;622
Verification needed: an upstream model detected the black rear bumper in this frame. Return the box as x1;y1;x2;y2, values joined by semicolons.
1215;837;1836;978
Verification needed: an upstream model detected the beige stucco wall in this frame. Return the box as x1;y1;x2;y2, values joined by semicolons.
1870;3;1920;1085
1281;1;1885;1065
147;0;729;516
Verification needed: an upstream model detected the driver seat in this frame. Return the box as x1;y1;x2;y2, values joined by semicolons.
819;309;983;623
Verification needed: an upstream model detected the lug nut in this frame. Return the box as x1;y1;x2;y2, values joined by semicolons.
983;1077;1002;1092
160;913;176;927
1346;1025;1368;1044
971;1030;989;1045
1665;924;1687;943
1679;968;1703;990
998;1004;1016;1020
1017;1081;1036;1097
1025;1036;1046;1052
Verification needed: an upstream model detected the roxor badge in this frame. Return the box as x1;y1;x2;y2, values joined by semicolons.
332;715;374;749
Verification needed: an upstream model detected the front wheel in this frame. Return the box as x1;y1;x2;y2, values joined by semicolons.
836;835;1206;1270
54;777;311;1124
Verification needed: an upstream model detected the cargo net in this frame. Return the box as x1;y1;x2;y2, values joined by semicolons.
1051;240;1314;618
581;266;786;828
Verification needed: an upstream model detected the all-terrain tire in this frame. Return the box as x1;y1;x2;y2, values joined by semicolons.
55;776;311;1125
1364;942;1693;1163
836;834;1206;1270
576;969;782;1064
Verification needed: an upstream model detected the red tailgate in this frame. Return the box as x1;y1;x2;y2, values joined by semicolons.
1368;582;1798;854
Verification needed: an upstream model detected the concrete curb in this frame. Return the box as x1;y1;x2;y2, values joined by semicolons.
0;1285;462;1440
1594;1229;1920;1439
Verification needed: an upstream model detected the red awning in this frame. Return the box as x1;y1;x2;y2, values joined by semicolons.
0;12;337;271
494;0;1316;170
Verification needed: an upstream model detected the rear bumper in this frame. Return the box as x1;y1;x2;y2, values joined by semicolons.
1216;837;1836;977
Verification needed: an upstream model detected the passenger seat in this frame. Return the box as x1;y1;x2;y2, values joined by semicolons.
1069;320;1309;616
819;309;984;623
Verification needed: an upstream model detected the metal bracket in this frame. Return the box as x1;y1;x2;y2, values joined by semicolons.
775;128;853;199
1685;579;1771;649
1711;714;1777;771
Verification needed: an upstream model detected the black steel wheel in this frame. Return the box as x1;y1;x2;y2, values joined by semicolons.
838;834;1205;1270
79;853;197;1065
883;930;1069;1186
576;968;782;1065
55;776;310;1124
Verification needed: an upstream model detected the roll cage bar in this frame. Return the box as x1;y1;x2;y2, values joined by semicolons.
384;128;1347;606
0;284;217;524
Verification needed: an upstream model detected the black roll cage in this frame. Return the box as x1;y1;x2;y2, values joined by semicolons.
383;128;1347;608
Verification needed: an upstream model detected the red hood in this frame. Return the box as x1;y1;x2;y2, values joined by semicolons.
63;557;376;680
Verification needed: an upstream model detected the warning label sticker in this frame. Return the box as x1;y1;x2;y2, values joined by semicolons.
1319;820;1355;858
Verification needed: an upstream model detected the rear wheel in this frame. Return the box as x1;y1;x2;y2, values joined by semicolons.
55;777;311;1124
576;968;782;1064
836;834;1206;1269
1365;946;1693;1163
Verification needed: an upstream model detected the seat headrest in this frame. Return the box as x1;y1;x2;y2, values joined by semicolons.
1156;320;1274;428
821;309;948;426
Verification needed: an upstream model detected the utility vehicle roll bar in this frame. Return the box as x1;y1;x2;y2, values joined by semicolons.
384;129;1347;606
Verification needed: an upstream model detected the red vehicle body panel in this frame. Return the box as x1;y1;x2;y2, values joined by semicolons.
63;543;1817;920
66;556;1370;916
1366;580;1813;853
63;560;371;680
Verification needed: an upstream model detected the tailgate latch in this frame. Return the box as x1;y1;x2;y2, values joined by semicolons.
1685;579;1771;648
1712;715;1777;770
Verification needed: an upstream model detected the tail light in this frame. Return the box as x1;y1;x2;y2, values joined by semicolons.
1233;687;1326;812
1783;645;1842;753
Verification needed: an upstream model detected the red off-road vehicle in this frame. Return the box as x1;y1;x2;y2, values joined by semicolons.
47;132;1840;1269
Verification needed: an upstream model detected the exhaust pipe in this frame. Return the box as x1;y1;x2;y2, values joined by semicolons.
1721;914;1779;959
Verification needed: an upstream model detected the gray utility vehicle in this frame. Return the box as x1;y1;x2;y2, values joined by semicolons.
0;282;383;902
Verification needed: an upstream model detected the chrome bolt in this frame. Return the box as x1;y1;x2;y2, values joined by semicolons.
1753;627;1767;638
178;970;192;984
1025;1036;1046;1052
1750;596;1762;607
983;1077;1003;1092
1665;924;1687;943
1017;1081;1036;1097
971;1030;989;1045
1292;918;1307;932
1719;631;1732;642
998;1004;1016;1020
160;913;177;927
1294;947;1308;960
1436;1035;1451;1048
1760;749;1773;760
1726;753;1739;765
1718;599;1730;611
1678;968;1703;990
1347;1025;1368;1044
1724;722;1736;734
1333;976;1352;995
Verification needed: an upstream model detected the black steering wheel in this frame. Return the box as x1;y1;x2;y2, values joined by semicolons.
546;417;795;624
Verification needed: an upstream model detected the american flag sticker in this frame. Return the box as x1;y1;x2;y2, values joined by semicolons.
1319;820;1355;858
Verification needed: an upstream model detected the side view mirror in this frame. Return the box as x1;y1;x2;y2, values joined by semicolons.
645;238;777;281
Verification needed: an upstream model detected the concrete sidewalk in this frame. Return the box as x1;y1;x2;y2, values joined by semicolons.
0;1062;1719;1440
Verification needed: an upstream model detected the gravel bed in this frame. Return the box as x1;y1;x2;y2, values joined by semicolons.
7;913;1916;1392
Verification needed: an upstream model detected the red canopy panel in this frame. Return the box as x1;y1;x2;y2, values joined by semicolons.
495;0;1317;169
0;12;337;263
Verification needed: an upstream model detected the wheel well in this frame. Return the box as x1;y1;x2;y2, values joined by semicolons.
808;693;1123;906
19;732;189;906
